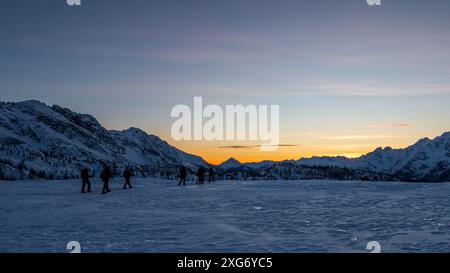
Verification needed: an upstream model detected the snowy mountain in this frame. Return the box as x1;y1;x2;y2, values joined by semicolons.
1;100;449;182
218;157;241;169
297;133;450;182
213;134;450;182
0;100;208;180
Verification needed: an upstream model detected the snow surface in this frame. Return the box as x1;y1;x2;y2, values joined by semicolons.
1;179;450;253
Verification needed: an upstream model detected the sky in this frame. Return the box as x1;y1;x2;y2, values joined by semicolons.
1;0;450;164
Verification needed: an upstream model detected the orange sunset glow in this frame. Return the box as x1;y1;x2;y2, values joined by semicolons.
165;131;430;165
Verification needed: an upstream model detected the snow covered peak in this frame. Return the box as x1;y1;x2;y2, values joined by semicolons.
441;131;450;139
15;100;48;109
51;104;107;137
435;132;450;143
219;157;241;169
13;100;62;118
122;127;148;136
116;127;155;142
414;137;432;146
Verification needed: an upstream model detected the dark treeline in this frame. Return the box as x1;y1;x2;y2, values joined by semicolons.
1;155;396;182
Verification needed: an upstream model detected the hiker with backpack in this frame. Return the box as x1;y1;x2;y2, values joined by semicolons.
179;166;187;186
196;166;206;185
100;166;112;194
122;167;134;189
208;166;215;182
80;167;94;193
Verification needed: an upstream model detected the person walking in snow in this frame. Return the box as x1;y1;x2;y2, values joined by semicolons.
208;166;215;182
100;166;112;194
178;166;187;186
122;167;133;189
80;167;94;193
196;166;206;185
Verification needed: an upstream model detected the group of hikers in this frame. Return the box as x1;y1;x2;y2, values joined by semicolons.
80;165;216;194
178;165;215;186
80;166;133;194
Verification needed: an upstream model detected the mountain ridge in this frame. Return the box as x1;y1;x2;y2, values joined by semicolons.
0;100;449;182
0;100;208;180
217;131;450;182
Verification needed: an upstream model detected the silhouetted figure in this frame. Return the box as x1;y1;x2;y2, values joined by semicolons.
197;166;206;185
100;166;112;194
208;166;215;182
80;168;93;193
179;166;187;186
122;167;133;189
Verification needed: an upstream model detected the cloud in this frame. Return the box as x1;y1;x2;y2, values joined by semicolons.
319;135;406;140
367;123;413;128
145;48;271;63
219;144;299;149
311;83;450;96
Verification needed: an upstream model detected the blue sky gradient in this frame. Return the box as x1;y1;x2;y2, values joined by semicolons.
1;0;450;163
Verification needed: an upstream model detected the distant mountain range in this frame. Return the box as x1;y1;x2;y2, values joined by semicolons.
217;134;450;182
0;100;449;182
